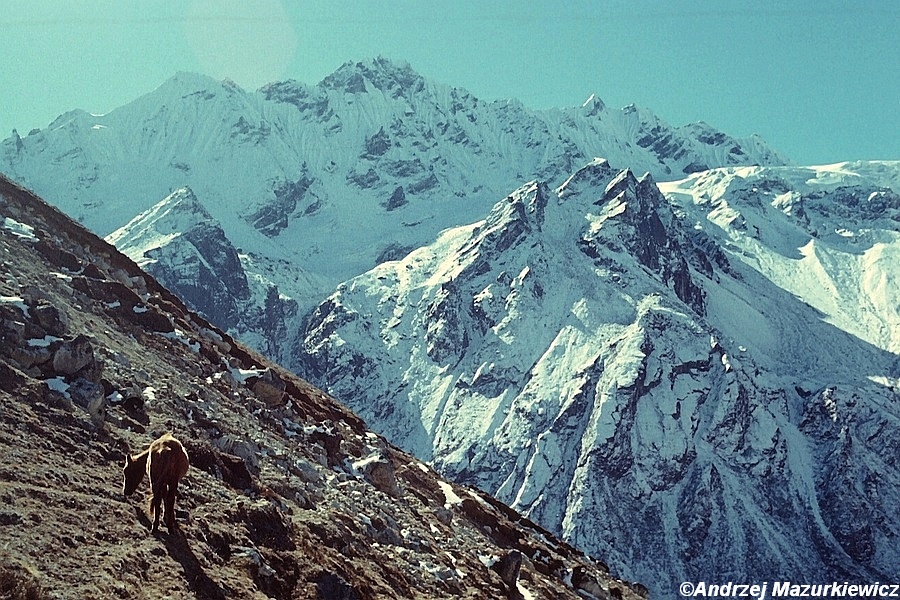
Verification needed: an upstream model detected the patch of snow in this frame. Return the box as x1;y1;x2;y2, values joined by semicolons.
44;377;70;398
27;335;61;347
517;581;537;600
437;480;463;509
2;217;38;241
477;553;499;568
351;451;383;474
142;386;157;410
0;295;29;315
228;366;267;383
162;328;200;352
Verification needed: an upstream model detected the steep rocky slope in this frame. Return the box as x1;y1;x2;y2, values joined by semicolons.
0;174;646;599
298;159;900;595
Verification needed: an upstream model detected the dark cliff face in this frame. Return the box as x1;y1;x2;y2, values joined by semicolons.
578;170;707;315
144;222;249;330
108;187;301;357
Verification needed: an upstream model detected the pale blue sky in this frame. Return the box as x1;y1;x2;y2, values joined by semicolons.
2;0;897;165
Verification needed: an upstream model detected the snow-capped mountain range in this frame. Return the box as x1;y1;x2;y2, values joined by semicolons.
2;58;898;595
298;159;900;593
1;57;786;359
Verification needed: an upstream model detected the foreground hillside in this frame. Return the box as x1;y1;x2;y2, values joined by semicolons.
0;174;645;599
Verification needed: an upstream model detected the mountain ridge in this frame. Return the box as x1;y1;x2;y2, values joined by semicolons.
0;58;787;302
297;159;900;596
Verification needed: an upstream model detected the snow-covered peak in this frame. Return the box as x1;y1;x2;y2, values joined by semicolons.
557;158;616;200
164;71;227;93
46;108;86;126
319;57;425;96
581;93;607;115
106;187;210;252
299;159;900;597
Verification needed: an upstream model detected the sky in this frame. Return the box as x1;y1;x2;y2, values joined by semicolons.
1;0;897;166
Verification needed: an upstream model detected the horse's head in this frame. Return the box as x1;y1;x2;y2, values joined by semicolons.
122;454;143;496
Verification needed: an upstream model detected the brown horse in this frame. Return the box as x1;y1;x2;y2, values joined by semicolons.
123;433;189;533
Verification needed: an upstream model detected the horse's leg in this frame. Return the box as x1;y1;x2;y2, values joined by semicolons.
164;482;178;530
150;481;164;533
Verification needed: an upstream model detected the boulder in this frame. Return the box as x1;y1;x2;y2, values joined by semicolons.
493;549;523;589
353;452;402;498
30;301;67;337
51;334;95;376
250;369;286;407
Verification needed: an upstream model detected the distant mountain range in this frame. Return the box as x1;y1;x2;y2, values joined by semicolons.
2;58;897;596
1;57;785;359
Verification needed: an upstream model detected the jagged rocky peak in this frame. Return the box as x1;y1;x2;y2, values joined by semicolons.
603;169;669;222
504;180;551;222
557;157;617;200
470;180;552;256
581;167;707;312
581;93;607;116
320;56;426;96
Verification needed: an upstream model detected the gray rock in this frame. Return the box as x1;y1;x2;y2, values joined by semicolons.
51;334;94;376
31;301;68;337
